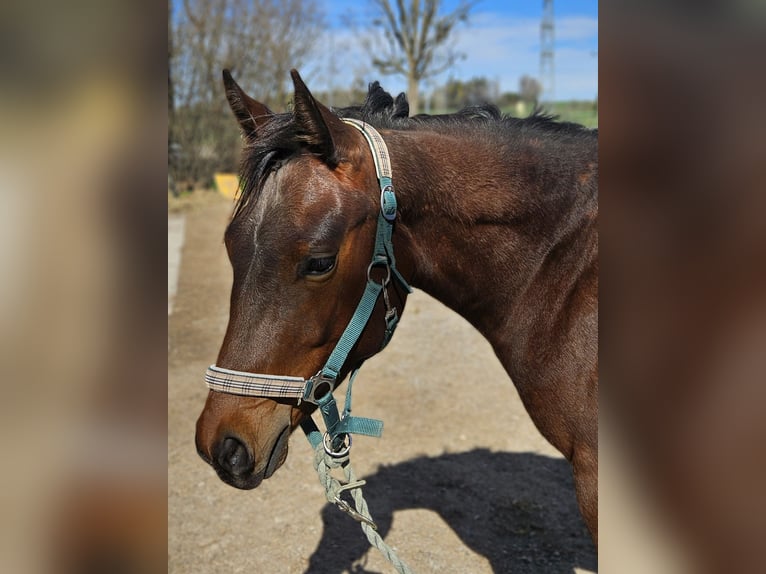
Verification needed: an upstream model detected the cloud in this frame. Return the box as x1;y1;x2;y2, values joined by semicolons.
452;13;598;99
556;16;599;43
307;11;598;101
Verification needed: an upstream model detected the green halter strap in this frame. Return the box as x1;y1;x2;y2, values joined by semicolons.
302;118;411;452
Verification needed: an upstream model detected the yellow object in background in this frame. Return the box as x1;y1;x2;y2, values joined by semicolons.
214;173;239;199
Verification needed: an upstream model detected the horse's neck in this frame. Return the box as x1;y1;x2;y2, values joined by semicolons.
387;128;598;381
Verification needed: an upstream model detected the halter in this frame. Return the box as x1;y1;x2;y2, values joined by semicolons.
204;117;412;451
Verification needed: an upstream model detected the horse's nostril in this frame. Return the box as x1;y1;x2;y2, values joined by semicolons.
216;436;254;477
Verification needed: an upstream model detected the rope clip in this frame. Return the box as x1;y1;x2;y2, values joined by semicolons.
334;480;378;530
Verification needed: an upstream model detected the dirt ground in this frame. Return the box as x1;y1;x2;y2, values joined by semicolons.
168;194;597;573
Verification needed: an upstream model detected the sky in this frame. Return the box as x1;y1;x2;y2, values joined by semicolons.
311;0;598;101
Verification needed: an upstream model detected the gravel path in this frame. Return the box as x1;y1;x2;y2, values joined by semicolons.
167;214;185;315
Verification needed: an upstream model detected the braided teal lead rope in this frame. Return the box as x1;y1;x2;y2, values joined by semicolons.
312;442;414;574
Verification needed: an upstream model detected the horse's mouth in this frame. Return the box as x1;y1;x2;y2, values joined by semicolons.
264;425;290;479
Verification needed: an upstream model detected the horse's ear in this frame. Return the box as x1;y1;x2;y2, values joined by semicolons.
223;69;273;139
290;69;351;165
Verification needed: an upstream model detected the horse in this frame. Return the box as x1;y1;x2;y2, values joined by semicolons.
195;69;598;545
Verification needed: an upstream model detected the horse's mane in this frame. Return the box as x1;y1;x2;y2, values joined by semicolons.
235;82;595;219
335;81;595;137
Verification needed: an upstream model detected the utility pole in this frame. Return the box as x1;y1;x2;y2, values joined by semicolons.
540;0;555;102
327;35;337;108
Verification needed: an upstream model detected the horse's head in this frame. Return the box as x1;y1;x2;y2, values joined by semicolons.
195;70;410;489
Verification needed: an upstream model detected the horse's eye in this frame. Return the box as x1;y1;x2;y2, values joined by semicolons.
304;255;336;276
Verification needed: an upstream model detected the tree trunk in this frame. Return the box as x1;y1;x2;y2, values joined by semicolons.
408;72;420;116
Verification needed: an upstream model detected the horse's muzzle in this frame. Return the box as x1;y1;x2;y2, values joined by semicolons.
195;426;290;490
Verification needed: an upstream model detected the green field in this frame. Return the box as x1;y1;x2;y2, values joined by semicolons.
543;101;598;128
432;100;598;128
499;100;598;128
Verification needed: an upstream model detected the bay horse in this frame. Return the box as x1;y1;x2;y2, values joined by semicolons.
195;69;598;545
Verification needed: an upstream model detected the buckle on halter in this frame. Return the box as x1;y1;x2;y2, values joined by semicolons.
303;372;335;404
380;184;397;221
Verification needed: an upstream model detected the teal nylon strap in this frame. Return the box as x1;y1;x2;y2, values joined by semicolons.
316;392;341;435
373;211;410;292
303;369;383;452
319;120;411;383
321;280;385;380
301;420;323;450
306;119;413;448
335;369;383;437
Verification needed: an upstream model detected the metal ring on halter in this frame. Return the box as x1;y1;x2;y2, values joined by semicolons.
366;259;391;285
323;431;352;457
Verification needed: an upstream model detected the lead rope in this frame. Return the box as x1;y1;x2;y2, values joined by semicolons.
311;442;414;574
301;372;414;573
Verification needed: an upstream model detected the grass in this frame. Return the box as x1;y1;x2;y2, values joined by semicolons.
499;100;598;128
432;100;598;128
543;101;599;128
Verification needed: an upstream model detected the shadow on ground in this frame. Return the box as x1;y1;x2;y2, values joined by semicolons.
305;449;596;574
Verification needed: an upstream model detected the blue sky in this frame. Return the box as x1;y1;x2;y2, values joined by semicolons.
312;0;598;101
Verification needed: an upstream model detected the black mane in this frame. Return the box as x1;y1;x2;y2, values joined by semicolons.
234;81;595;219
335;81;594;136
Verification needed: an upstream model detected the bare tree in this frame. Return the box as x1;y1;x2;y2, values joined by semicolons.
170;0;323;187
367;0;474;115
